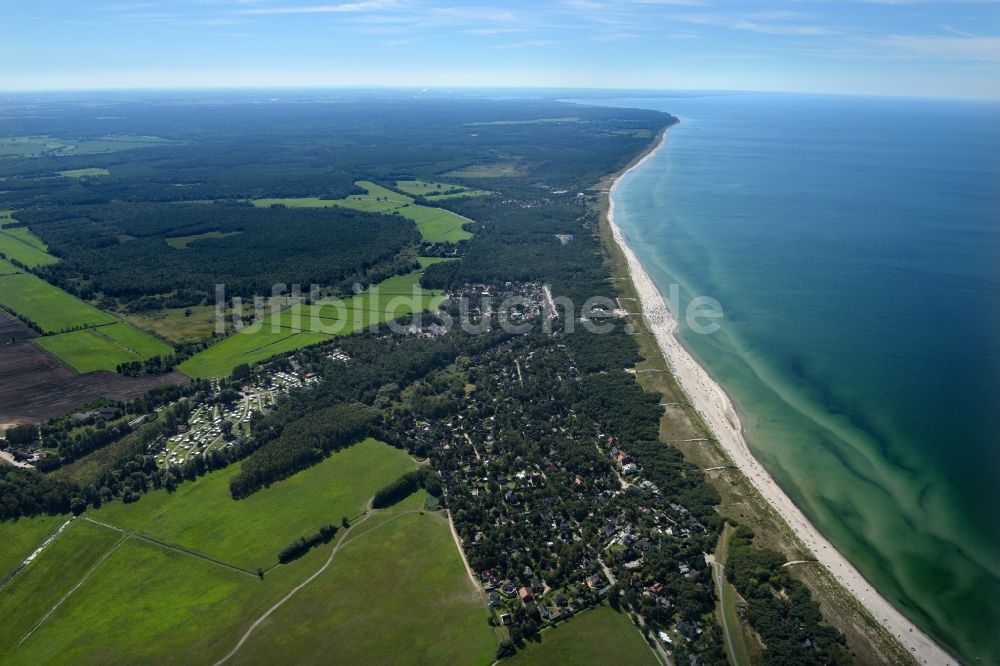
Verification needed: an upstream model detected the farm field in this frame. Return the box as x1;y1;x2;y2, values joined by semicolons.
0;440;493;665
0;260;173;372
0;314;187;423
0;271;117;333
34;328;142;373
0;514;68;580
253;180;472;243
178;259;447;378
230;508;496;665
0;225;58;268
507;606;659;666
94;322;174;358
91;438;416;570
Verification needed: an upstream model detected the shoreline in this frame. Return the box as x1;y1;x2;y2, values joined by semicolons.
606;124;956;666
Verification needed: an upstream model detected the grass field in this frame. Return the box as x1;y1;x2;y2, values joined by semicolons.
120;304;220;344
0;518;124;651
178;259;448;378
1;440;495;664
94;322;174;358
0;219;59;268
0;514;68;580
32;322;173;373
231;509;496;665
0;272;117;332
508;606;659;665
253;180;472;243
91;438;415;570
0;260;174;371
57;168;110;178
34;328;142;373
394;179;491;201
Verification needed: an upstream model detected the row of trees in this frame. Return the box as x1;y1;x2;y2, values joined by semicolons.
370;467;441;509
278;524;338;564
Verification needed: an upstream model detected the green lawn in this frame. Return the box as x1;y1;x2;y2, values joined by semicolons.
508;606;659;665
0;518;124;651
178;259;448;378
35;328;142;373
57;168;110;178
253;180;472;243
0;514;68;580
91;438;416;570
0;273;117;333
230;509;496;665
93;322;174;358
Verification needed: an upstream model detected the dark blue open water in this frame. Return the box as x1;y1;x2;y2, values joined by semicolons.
601;93;1000;663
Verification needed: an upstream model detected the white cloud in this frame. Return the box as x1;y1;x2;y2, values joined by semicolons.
876;34;1000;60
241;0;397;14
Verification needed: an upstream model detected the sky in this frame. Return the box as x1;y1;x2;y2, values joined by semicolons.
3;0;1000;99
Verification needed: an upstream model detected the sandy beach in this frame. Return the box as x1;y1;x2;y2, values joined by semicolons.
608;126;956;666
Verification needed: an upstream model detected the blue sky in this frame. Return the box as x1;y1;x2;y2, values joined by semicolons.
3;0;1000;98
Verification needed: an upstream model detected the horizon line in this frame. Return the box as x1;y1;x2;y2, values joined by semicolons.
1;84;996;103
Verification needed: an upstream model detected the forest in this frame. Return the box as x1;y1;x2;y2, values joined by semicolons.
17;203;418;303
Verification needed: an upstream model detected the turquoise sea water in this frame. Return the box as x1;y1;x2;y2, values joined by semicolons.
602;93;1000;663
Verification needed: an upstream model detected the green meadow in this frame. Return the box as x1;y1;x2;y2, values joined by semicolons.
231;508;496;665
0;258;20;276
0;218;59;268
92;438;414;570
394;179;491;201
178;259;448;379
0;252;173;371
35;329;143;373
0;514;68;579
95;322;174;358
0;440;495;664
0;519;124;650
508;606;659;665
253;180;472;243
0;272;117;332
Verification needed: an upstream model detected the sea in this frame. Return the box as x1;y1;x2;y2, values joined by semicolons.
598;92;1000;663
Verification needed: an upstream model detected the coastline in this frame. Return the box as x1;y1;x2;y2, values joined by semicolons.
605;124;956;666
